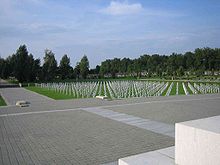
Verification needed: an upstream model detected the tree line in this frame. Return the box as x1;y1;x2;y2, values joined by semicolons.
0;45;220;82
0;45;89;82
98;47;220;78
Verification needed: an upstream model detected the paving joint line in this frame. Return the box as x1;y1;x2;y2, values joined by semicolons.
0;108;81;117
82;107;175;138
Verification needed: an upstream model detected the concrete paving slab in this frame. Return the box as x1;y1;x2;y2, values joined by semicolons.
83;107;175;138
106;95;220;124
0;110;174;165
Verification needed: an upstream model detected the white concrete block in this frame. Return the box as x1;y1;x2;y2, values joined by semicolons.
119;147;174;165
175;115;220;165
95;95;108;99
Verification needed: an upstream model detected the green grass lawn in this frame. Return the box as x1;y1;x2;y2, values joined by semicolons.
0;95;7;106
26;86;76;100
178;82;185;95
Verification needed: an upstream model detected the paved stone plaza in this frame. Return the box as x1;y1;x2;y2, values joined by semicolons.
0;87;220;164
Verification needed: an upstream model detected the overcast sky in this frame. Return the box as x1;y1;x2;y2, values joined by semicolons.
0;0;220;68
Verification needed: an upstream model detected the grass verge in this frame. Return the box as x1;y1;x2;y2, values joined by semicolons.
178;82;185;95
169;82;177;95
0;95;7;106
26;86;75;100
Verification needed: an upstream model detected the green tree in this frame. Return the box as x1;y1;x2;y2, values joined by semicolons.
135;59;142;77
100;60;111;77
73;62;80;79
6;54;17;78
95;65;100;74
177;66;184;77
0;58;6;78
33;59;41;81
27;54;35;82
59;54;72;80
110;58;120;78
184;52;194;70
79;55;89;79
14;45;29;82
120;58;131;75
42;49;57;81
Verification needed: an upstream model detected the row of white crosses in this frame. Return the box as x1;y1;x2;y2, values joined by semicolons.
182;82;189;95
165;82;174;96
106;81;115;98
35;81;220;99
194;83;220;94
155;82;168;96
36;82;99;98
36;80;165;98
105;81;166;98
209;83;220;93
188;82;197;94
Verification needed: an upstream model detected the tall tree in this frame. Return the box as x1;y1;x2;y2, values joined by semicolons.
42;49;57;81
100;59;111;77
33;58;41;81
14;45;29;82
95;65;100;74
27;54;35;82
59;54;72;80
110;58;120;78
73;62;80;79
184;52;194;70
0;58;6;78
79;55;89;79
133;58;141;77
120;58;131;75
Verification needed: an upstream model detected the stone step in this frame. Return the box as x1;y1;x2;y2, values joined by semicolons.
119;146;174;165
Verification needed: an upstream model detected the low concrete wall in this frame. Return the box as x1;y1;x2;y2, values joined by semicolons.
175;115;220;165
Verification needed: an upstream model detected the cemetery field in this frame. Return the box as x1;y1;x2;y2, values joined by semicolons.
0;95;6;106
26;80;220;100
